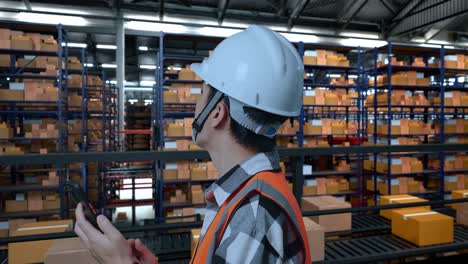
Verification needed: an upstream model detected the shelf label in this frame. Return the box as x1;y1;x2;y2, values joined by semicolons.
445;92;453;98
165;141;177;149
311;120;322;126
9;82;25;90
416;73;424;78
304;90;315;96
391;158;402;165
391;139;399;145
391;179;399;185
445;176;457;182
190;88;202;94
446;120;456;125
302;165;313;175
304;50;317;56
305;179;317;186
165;163;177;170
446;155;455;161
391;120;400;126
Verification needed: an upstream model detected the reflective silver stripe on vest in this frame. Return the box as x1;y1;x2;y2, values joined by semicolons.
202;177;306;264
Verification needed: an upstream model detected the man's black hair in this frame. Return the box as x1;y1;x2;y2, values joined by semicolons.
207;86;288;153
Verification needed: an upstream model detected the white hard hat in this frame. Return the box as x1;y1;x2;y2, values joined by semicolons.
191;25;304;117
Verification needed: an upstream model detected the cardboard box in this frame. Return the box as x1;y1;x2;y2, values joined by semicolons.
303;185;317;195
303;217;325;262
163;169;177;180
303;56;317;65
326;182;339;194
12;39;33;50
451;189;468;209
380;194;429;219
191;228;201;253
45;237;100;264
457;202;468;226
391;208;453;246
301;196;351;232
9;220;73;264
178;69;197;80
43;199;60;210
191;167;208;180
5;200;28;213
167;124;184;137
41;43;58;52
28;191;44;211
191;190;205;204
0;89;24;101
8;219;36;234
164;90;178;103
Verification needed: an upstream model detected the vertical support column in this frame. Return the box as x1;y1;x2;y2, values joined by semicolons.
116;10;125;148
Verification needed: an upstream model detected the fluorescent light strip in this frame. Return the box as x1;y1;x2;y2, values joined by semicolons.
84;63;94;67
101;64;117;68
61;42;87;48
140;65;157;70
16;12;88;26
125;87;153;91
96;44;117;50
140;80;156;86
327;74;342;78
138;46;149;51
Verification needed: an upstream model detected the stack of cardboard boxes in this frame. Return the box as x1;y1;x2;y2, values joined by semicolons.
374;156;424;174
24;80;59;101
366;177;425;195
443;54;468;69
0;142;23;154
165;118;193;137
303;50;350;67
0;28;58;51
303;88;356;106
304;119;358;136
24;121;59;139
303;177;350;195
376;119;433;135
369;71;430;86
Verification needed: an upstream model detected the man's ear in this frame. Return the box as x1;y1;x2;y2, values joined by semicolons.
209;101;229;129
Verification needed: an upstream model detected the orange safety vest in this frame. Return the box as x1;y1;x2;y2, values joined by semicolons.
190;171;312;263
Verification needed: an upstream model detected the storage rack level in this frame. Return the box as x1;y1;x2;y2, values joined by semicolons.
0;23;69;219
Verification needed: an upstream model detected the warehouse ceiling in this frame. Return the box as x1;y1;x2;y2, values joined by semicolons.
1;0;468;85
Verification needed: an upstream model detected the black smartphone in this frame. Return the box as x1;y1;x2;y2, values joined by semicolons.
64;181;100;230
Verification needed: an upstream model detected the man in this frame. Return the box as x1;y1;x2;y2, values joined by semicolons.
75;25;311;263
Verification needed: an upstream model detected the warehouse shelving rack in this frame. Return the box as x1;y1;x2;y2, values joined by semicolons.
152;32;220;219
296;42;366;205
0;23;71;219
365;43;468;203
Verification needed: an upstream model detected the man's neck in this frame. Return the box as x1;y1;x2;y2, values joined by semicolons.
208;144;258;176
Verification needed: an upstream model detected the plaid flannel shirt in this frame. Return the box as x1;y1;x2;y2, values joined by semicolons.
198;151;305;263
